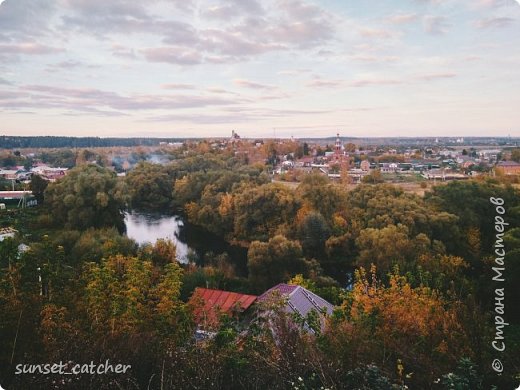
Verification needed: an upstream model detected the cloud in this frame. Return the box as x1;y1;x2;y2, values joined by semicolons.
233;79;277;90
0;42;63;55
203;0;265;20
359;28;399;39
111;45;138;59
347;54;399;63
423;16;451;34
142;47;203;65
146;105;333;124
349;78;403;87
3;84;246;115
474;17;516;29
306;78;345;88
386;13;419;25
415;72;457;80
476;0;518;8
0;0;57;39
162;83;197;90
206;87;241;96
198;28;287;56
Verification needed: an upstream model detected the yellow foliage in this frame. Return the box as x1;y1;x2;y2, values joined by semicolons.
218;193;234;217
346;265;468;363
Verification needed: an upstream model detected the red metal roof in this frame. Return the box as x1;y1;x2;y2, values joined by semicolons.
189;288;257;327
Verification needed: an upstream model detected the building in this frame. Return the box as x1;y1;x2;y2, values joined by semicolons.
496;160;520;175
360;160;371;172
0;191;36;207
30;166;68;181
0;227;18;241
0;169;19;180
189;287;257;330
257;283;334;334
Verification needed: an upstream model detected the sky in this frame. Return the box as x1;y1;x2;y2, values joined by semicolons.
0;0;519;139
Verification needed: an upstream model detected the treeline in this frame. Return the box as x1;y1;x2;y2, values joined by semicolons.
1;153;519;389
0;136;185;149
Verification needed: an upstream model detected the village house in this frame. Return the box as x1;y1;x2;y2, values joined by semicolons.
257;283;334;334
496;160;520;175
360;160;371;172
189;287;258;332
0;227;18;241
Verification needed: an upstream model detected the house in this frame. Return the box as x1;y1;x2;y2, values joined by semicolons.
0;227;18;241
380;163;398;173
360;160;371;172
189;287;257;330
479;149;501;161
496;160;520;175
31;166;68;181
257;283;334;334
297;156;314;168
0;169;19;180
0;191;37;207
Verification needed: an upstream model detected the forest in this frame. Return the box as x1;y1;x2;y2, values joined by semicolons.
1;148;519;389
0;136;185;149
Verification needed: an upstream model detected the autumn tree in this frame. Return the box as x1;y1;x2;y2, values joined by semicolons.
336;266;472;387
298;173;348;221
355;224;442;274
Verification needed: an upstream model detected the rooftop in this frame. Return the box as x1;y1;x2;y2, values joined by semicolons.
189;287;257;327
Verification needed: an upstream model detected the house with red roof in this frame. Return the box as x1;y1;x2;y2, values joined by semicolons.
189;287;257;331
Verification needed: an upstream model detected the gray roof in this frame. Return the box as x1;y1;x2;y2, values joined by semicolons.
258;283;335;333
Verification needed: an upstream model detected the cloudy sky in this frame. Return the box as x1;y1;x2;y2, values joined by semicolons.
0;0;519;138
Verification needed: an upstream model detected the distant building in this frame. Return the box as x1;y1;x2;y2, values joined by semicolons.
496;160;520;175
0;191;37;207
30;166;68;181
0;227;18;241
230;130;241;144
479;149;501;161
360;160;371;172
0;170;19;180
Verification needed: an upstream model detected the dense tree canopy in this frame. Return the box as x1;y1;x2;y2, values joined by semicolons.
44;165;128;231
125;162;175;209
247;235;316;292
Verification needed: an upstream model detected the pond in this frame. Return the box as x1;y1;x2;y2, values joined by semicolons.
124;211;248;274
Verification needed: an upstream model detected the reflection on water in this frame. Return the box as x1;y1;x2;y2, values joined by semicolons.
124;211;248;274
124;212;190;263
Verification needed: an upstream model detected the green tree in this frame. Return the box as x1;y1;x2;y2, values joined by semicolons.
356;224;440;274
44;165;128;231
126;161;174;209
362;169;384;184
510;148;520;162
298;173;348;221
233;183;300;241
29;174;48;204
248;235;314;291
298;211;330;259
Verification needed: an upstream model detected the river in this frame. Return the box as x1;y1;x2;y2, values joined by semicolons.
124;211;248;274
